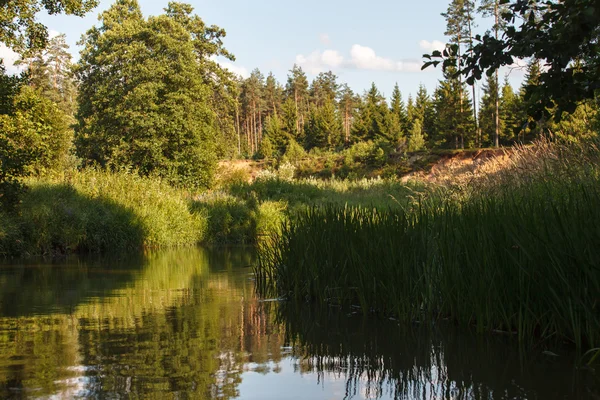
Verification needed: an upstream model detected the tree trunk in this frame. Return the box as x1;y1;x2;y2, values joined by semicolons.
494;0;500;148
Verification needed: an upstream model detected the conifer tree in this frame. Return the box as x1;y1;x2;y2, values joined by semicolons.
338;84;356;144
285;64;309;134
305;98;342;150
390;83;408;133
353;83;390;142
433;68;475;148
499;79;521;143
264;72;283;118
310;71;338;108
479;74;500;146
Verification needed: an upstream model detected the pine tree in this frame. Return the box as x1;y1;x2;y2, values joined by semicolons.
352;83;390;142
519;59;547;141
264;72;283;118
262;113;287;156
479;74;500;146
499;79;520;143
310;71;338;108
305;98;342;150
414;85;435;144
285;64;309;134
390;83;408;132
478;0;509;147
240;69;265;154
433;68;476;148
442;0;475;147
338;84;356;144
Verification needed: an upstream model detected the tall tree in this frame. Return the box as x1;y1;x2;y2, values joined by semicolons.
390;83;408;133
338;84;356;144
426;0;600;120
305;98;342;150
285;65;309;134
264;72;283;118
479;73;500;146
75;0;234;189
433;68;476;148
414;85;435;145
499;78;521;143
442;0;475;146
310;71;338;108
478;0;509;147
352;83;390;142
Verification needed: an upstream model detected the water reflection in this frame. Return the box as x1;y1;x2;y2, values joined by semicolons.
277;304;600;399
0;247;597;399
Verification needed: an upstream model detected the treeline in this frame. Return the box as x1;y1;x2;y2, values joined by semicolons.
232;60;600;161
1;0;599;202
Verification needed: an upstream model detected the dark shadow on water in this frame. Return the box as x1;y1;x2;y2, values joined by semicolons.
277;303;600;400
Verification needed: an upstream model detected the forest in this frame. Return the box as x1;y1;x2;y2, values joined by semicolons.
1;0;600;355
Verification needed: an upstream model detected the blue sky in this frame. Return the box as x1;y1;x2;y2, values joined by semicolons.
3;0;526;101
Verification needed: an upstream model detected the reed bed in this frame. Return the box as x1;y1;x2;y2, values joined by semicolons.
256;139;600;349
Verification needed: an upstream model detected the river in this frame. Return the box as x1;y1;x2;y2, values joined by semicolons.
0;247;597;399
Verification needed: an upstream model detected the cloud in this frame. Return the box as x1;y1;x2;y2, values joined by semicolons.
319;33;331;46
296;44;421;73
295;49;344;74
0;44;23;75
419;40;446;53
220;61;250;78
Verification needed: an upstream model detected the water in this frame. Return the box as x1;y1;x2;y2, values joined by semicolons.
0;247;597;399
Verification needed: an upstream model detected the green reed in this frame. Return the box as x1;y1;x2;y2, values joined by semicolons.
257;172;600;349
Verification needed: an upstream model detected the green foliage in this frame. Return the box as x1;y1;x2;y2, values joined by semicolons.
1;86;72;175
0;0;98;53
75;0;234;189
191;192;285;244
0;85;72;209
262;114;287;155
257;135;275;160
352;83;391;142
16;34;77;116
0;169;207;255
408;119;426;152
426;0;600;120
433;68;476;148
304;99;343;150
282;138;305;164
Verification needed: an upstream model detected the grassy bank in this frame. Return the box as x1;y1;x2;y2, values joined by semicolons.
0;169;207;255
256;140;600;349
0;169;288;256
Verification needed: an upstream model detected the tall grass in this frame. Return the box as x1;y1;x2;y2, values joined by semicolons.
256;139;600;349
0;169;207;255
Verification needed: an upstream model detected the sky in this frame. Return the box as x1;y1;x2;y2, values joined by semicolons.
1;0;527;101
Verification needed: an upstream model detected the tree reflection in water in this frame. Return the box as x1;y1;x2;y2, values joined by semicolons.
0;248;597;399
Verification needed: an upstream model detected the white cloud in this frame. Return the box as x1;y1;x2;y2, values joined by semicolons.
419;40;446;53
295;45;422;74
0;44;23;75
319;33;331;46
295;49;344;74
349;44;396;71
220;61;250;78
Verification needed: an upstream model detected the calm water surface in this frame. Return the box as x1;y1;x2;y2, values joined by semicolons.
0;247;597;399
